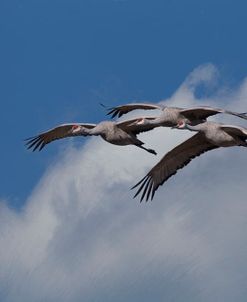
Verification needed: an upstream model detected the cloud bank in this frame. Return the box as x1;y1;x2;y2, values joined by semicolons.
1;63;247;302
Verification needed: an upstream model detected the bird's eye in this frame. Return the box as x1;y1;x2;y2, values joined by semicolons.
72;125;79;130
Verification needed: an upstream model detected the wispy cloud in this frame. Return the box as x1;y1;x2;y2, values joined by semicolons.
1;64;247;302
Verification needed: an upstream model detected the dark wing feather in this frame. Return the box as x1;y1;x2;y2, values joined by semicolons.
132;133;218;202
181;106;247;121
107;103;163;118
117;116;158;135
220;125;247;138
25;123;96;151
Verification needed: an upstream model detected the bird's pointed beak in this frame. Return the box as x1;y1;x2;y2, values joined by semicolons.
127;121;137;127
129;118;144;127
136;118;145;125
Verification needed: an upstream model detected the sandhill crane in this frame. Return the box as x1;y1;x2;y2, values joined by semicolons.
25;117;159;155
132;120;247;202
106;102;247;127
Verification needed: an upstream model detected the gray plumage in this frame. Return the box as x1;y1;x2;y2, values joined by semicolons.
106;102;247;127
25;117;158;155
132;121;247;202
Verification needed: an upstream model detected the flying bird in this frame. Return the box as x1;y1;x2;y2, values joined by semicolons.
25;117;159;155
132;120;247;202
106;102;247;127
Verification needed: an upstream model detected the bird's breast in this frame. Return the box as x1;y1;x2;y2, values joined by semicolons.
101;129;132;146
206;130;236;147
160;109;180;126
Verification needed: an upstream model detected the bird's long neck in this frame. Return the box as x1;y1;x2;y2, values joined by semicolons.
144;118;159;125
185;124;202;132
77;126;100;136
86;128;101;136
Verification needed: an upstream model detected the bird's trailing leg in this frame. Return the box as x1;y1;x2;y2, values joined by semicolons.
137;145;157;155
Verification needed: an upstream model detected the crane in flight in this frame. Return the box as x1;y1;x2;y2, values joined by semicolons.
106;102;247;128
132;120;247;202
25;117;159;155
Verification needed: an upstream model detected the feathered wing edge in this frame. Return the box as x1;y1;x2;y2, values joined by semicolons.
181;106;247;121
219;124;247;138
132;133;218;202
25;123;96;151
106;103;163;118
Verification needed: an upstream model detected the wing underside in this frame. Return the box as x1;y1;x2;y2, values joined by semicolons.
132;133;218;202
25;123;96;151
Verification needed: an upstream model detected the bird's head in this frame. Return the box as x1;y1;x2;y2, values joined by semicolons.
136;118;149;125
127;117;148;127
71;125;83;133
172;120;187;129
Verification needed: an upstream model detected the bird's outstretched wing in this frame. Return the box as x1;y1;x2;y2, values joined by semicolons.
106;103;164;118
117;116;158;135
180;106;247;121
25;123;96;151
132;133;218;202
220;124;247;138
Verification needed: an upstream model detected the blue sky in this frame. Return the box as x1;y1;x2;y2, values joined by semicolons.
1;0;247;205
1;1;247;301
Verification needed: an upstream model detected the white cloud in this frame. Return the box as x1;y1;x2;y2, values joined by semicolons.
1;64;247;301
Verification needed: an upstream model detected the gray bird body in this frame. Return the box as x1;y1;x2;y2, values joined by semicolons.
184;121;247;147
132;121;247;202
85;121;138;146
147;107;184;127
25;117;158;155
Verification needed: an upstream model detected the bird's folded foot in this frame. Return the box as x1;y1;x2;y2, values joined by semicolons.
148;148;157;155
